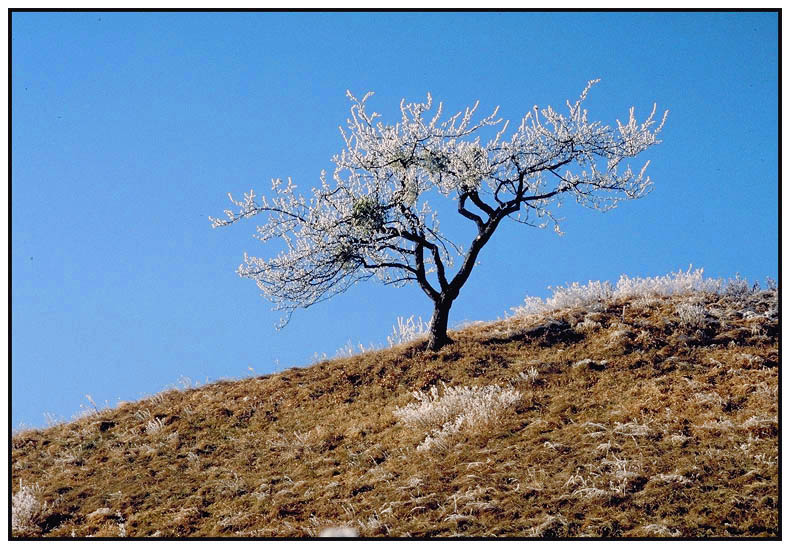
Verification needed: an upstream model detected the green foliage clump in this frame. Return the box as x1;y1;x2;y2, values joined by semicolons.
351;197;386;235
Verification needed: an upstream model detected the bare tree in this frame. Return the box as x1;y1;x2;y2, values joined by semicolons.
211;80;668;351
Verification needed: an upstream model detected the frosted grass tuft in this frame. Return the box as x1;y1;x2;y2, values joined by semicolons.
12;481;46;536
394;383;521;452
511;266;770;317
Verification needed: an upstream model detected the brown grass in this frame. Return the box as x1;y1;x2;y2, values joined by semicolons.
11;290;779;538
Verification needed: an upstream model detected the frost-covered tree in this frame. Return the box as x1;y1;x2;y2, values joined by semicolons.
211;80;667;351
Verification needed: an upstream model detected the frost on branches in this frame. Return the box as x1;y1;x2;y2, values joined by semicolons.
211;80;668;350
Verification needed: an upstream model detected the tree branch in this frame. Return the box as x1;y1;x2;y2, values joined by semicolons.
468;189;496;217
458;192;485;231
413;242;440;301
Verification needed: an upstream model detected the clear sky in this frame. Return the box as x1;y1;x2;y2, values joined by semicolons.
11;11;779;428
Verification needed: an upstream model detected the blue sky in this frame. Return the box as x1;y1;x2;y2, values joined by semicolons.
11;11;779;428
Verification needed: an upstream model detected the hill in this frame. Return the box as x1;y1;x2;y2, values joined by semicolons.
11;280;779;538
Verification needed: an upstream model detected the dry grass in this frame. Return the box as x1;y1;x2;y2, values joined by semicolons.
11;290;778;538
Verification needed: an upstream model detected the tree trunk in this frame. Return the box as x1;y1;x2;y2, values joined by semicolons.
427;299;453;351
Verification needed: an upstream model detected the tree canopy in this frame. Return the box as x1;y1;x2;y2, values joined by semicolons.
212;80;668;350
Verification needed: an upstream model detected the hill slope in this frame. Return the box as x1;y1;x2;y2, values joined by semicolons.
11;288;779;538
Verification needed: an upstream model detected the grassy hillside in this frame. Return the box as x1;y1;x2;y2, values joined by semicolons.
11;286;779;538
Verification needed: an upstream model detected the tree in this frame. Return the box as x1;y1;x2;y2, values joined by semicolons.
211;80;668;351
